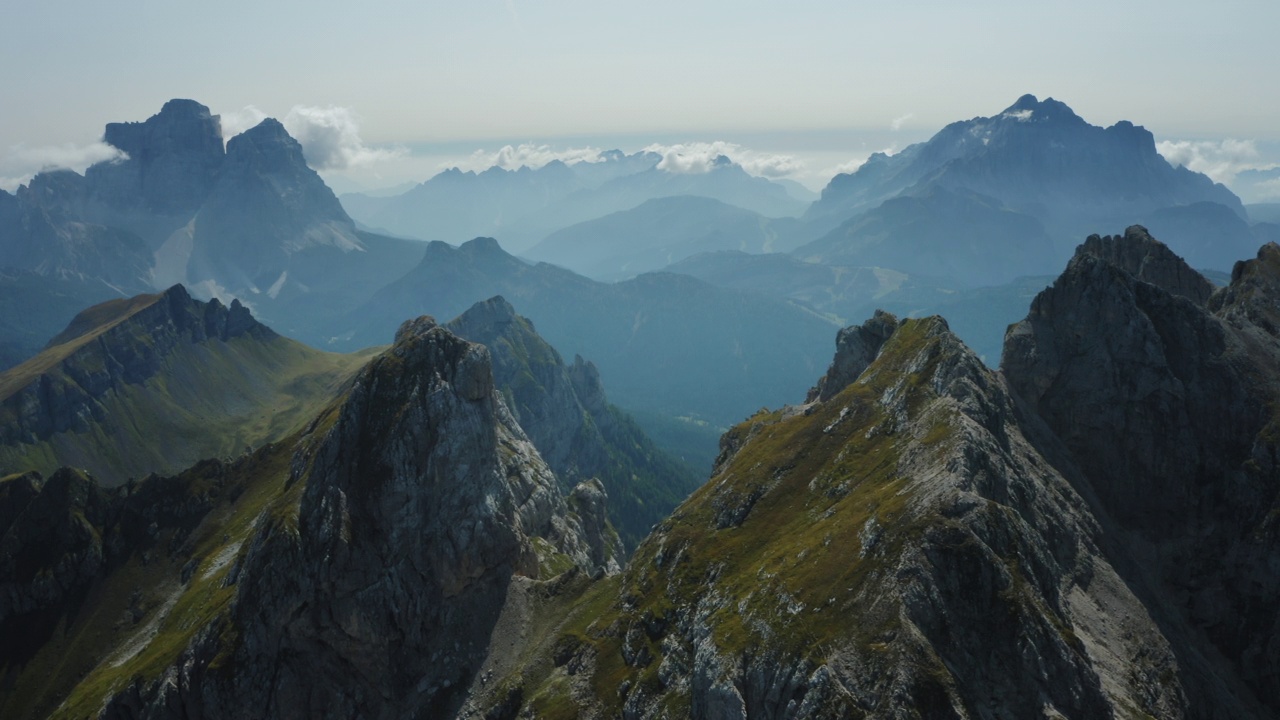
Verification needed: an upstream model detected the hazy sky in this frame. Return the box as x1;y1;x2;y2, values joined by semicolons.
3;0;1278;193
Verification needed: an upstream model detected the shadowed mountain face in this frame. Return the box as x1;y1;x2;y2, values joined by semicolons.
0;285;371;485
445;296;702;549
187;118;362;296
86;98;225;221
795;185;1058;286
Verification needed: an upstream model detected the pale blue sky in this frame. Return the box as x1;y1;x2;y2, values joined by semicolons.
3;0;1278;192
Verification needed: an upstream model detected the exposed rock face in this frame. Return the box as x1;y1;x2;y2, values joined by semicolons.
462;230;1279;719
188;118;362;294
1003;230;1280;713
476;314;1212;718
0;170;154;290
0;461;236;707
1074;225;1216;303
806;309;898;402
92;318;616;719
445;295;699;550
86;98;225;219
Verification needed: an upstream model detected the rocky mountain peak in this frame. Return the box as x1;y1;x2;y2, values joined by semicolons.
224;117;303;169
448;294;520;331
459;236;505;255
393;314;440;344
1000;93;1085;125
1074;225;1216;304
113;319;616;717
89;98;224;216
188;117;359;292
1001;228;1280;712
807;309;900;402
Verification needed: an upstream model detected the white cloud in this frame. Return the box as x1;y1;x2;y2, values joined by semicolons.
1156;138;1262;184
283;106;405;171
457;143;606;171
0;141;128;192
1255;177;1280;201
643;141;804;178
1002;109;1034;122
219;105;268;142
891;112;914;131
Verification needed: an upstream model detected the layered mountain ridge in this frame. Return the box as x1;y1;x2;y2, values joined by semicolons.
341;235;839;432
0;284;371;485
340;150;806;253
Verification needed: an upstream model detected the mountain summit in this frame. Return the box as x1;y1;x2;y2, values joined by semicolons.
801;95;1250;277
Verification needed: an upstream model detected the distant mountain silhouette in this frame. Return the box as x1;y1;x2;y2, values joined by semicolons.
340;151;806;253
525;195;805;280
803;94;1251;276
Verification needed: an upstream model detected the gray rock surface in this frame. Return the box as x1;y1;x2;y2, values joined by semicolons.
188;118;362;295
1003;231;1280;713
445;295;700;549
806;309;898;402
96;319;617;719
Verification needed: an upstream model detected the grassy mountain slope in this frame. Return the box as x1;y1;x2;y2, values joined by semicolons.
0;286;372;485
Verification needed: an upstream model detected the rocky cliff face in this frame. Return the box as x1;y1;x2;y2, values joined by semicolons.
0;315;619;719
445;296;700;549
1003;226;1280;713
0;170;154;290
187;118;362;296
86;98;225;220
0;317;612;719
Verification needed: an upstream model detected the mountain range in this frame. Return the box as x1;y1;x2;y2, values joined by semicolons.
339;150;807;253
4;228;1277;718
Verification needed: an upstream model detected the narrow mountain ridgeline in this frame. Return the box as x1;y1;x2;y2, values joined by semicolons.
1;316;620;719
454;229;1280;719
0;284;371;485
445;296;702;549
